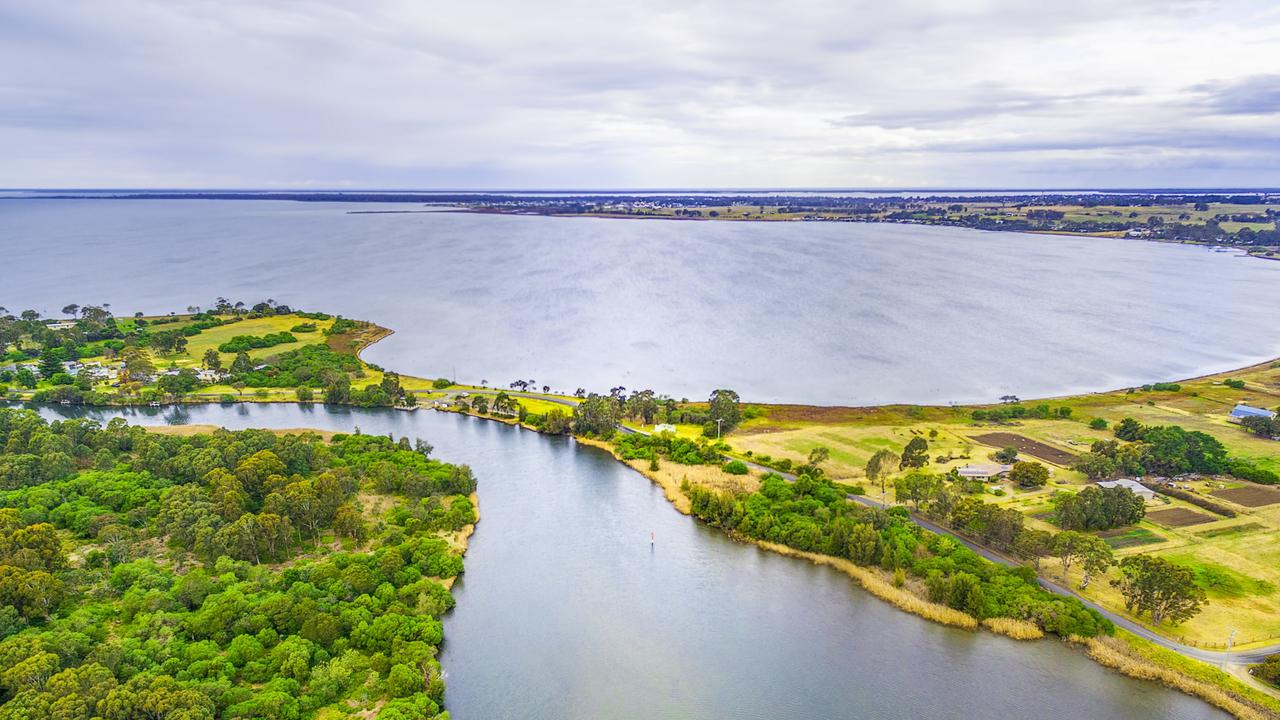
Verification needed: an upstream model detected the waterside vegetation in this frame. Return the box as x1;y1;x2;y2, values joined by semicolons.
0;409;475;720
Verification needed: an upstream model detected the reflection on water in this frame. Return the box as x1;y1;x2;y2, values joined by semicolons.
3;199;1279;404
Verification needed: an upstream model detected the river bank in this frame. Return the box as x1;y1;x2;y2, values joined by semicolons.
7;299;1280;716
22;399;1241;720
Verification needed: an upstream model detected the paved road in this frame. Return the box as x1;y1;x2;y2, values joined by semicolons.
737;458;1280;665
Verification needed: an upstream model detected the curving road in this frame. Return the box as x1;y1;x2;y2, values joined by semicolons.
736;459;1280;666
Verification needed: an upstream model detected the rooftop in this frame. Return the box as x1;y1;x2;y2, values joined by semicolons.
1230;404;1276;419
957;463;1012;477
1096;479;1156;497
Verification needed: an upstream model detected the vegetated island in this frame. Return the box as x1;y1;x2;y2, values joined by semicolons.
3;298;1280;719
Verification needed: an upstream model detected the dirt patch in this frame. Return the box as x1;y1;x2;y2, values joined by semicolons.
1147;507;1217;528
332;322;392;357
970;432;1077;465
736;425;786;436
1212;485;1280;508
145;424;338;440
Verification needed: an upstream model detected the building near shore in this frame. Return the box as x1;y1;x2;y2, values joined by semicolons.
1096;478;1156;501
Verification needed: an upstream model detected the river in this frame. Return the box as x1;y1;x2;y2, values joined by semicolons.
25;401;1228;719
3;198;1279;404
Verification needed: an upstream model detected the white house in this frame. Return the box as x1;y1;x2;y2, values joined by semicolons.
957;463;1013;481
1096;479;1156;501
196;369;225;383
653;423;677;435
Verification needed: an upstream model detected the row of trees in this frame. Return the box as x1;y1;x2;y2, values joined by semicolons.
1070;417;1277;484
1241;414;1280;440
560;388;743;440
685;472;1113;636
1074;418;1235;478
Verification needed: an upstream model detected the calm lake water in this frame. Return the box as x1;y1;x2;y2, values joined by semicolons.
26;402;1227;720
3;198;1279;404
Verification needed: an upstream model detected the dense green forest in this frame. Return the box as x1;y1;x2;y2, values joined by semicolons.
0;409;475;719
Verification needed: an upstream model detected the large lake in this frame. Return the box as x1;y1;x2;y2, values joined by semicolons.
3;198;1278;404
26;402;1227;719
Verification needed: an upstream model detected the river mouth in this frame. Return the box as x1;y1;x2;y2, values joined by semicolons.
23;401;1229;720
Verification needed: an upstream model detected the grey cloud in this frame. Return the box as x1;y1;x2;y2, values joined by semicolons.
1194;74;1280;115
0;0;1277;188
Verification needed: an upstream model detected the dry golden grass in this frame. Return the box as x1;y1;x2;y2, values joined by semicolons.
1073;635;1278;720
440;492;480;589
574;436;697;513
982;617;1045;640
757;540;980;629
145;424;339;440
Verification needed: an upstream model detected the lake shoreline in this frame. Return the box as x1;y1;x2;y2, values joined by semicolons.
445;206;1276;261
8;308;1280;717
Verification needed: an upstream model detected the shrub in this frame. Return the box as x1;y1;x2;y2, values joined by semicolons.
1090;417;1109;430
723;460;748;475
1146;482;1236;517
1255;656;1280;687
1224;379;1245;390
432;378;453;389
325;317;362;336
1229;459;1279;485
217;332;297;353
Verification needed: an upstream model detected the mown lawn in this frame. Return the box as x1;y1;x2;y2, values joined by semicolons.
152;314;337;369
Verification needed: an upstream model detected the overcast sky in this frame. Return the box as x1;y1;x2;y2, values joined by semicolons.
2;0;1279;189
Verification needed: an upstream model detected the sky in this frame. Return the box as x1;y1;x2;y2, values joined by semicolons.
1;0;1279;189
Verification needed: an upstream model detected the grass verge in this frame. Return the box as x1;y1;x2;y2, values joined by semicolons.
1072;631;1280;720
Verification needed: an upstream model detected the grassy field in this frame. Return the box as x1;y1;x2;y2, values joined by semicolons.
151;313;338;369
724;358;1280;648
